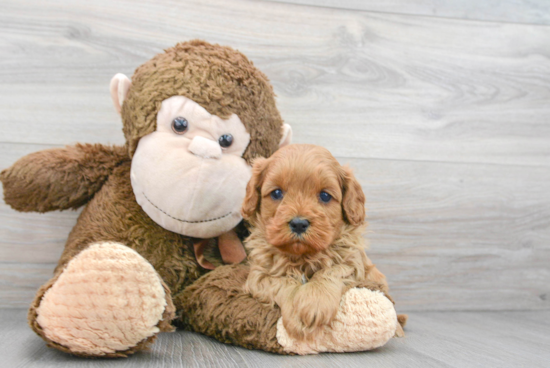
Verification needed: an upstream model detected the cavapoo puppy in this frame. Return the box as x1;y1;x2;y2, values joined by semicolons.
242;144;405;341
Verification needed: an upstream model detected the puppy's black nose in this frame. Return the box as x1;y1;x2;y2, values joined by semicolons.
289;217;309;235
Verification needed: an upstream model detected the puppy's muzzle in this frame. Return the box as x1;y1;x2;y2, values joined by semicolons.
289;217;309;235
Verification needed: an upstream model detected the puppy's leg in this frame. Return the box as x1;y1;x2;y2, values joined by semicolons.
283;280;342;341
365;255;389;292
364;255;407;337
245;268;301;307
277;280;398;354
285;264;360;340
394;314;408;337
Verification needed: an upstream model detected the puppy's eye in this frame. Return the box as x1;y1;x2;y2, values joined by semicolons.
270;189;284;201
172;117;188;134
219;134;233;148
319;191;332;203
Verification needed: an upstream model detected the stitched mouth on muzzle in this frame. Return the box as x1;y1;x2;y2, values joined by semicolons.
142;192;232;223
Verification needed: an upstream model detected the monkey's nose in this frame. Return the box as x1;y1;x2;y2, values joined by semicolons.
188;136;222;159
289;217;310;235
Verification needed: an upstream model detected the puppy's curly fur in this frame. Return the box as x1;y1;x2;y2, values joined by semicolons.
242;144;404;341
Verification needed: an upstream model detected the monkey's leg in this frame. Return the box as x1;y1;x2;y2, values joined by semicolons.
176;264;289;354
1;144;128;212
28;242;175;358
178;265;397;355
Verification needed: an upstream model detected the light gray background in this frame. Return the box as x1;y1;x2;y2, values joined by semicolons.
1;0;549;366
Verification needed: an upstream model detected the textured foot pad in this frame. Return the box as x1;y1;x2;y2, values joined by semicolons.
36;242;167;356
276;288;397;355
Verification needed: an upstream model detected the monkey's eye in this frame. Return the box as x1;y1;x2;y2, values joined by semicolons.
171;117;188;134
219;134;233;148
319;191;332;203
271;189;284;201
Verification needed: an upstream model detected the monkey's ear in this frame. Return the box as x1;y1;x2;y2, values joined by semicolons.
279;124;292;148
109;73;132;114
340;165;366;226
241;157;269;223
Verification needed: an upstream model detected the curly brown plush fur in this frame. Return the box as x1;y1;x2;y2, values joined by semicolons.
0;40;285;357
1;144;128;213
177;263;288;354
122;40;284;161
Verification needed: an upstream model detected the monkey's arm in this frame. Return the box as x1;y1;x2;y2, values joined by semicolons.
0;143;129;212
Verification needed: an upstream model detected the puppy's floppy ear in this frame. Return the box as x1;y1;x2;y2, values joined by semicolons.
242;157;269;223
340;165;366;226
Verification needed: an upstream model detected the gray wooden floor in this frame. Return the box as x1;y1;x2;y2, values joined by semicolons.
1;309;549;368
1;0;550;366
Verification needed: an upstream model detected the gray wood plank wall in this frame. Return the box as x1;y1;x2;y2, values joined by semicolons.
265;0;550;25
1;0;549;312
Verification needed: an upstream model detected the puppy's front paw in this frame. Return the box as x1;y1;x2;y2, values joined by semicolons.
280;306;307;341
296;297;339;337
281;283;340;340
277;288;398;355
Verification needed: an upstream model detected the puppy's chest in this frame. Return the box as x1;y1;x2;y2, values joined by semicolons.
284;266;319;284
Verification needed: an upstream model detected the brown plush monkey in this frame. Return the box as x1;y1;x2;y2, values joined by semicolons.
1;40;291;357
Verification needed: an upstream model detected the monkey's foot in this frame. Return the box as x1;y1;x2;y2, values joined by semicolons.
32;242;175;357
276;288;397;355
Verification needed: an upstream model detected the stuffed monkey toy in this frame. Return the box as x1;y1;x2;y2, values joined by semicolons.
1;40;398;357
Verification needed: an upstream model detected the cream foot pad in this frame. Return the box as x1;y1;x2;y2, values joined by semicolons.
36;242;167;355
276;288;397;355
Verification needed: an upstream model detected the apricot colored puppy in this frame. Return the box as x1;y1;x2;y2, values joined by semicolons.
242;144;406;341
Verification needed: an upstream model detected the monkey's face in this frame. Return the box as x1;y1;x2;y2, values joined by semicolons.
131;96;252;238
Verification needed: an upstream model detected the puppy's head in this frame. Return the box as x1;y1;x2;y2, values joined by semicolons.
242;144;365;256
